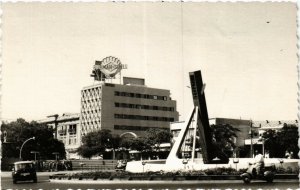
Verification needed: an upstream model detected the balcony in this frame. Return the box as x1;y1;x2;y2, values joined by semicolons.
68;129;77;134
58;130;67;135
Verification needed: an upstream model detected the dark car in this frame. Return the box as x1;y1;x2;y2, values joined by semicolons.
12;161;37;184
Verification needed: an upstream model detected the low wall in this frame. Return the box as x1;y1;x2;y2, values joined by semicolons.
126;158;299;173
49;174;298;181
71;159;117;170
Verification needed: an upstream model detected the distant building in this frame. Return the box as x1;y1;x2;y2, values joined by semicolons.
244;120;298;156
171;118;298;158
38;113;80;159
213;118;251;147
171;118;250;148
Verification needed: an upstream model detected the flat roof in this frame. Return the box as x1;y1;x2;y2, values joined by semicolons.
14;161;35;164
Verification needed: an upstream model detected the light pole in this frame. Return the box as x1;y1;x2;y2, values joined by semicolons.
142;161;146;173
47;114;59;139
19;137;35;160
259;136;265;157
79;162;86;173
182;158;188;170
52;152;59;161
233;158;239;171
30;151;39;162
107;138;115;161
52;152;59;171
279;159;284;169
250;120;253;158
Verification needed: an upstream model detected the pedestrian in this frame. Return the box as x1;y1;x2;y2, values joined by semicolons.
285;150;290;158
289;152;293;159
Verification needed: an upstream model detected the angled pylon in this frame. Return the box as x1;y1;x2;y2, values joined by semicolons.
166;70;229;165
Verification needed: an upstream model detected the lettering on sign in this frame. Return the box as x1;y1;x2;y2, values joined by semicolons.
93;56;127;78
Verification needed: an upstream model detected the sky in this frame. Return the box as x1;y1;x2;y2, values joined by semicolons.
2;2;298;122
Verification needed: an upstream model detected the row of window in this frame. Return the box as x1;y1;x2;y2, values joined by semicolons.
115;91;168;101
58;124;77;136
69;137;77;145
58;136;77;145
115;102;175;112
114;125;165;131
114;114;175;122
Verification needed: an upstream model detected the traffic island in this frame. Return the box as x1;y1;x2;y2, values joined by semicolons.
49;167;299;182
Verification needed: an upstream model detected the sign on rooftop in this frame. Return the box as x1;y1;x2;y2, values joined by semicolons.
91;56;128;80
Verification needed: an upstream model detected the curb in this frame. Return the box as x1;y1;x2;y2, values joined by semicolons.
49;174;298;181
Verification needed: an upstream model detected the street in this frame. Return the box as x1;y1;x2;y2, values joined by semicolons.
1;172;299;190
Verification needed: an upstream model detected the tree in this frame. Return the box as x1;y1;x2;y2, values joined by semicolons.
144;128;173;150
210;124;240;158
77;129;119;159
1;119;66;160
262;129;280;158
263;125;298;158
118;128;173;160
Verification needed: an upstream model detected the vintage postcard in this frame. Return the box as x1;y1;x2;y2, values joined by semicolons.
1;2;298;190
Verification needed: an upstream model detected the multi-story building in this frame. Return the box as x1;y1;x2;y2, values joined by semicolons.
40;78;179;159
80;78;179;137
38;113;80;159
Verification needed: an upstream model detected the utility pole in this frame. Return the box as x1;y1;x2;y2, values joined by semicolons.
250;120;253;158
47;114;59;139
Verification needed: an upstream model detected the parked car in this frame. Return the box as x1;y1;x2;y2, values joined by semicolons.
12;161;37;184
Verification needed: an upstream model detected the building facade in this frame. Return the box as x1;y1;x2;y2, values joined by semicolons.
39;79;179;159
39;113;80;159
80;81;179;137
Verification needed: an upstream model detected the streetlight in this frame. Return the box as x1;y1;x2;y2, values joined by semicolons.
182;158;188;170
249;120;253;158
30;151;39;162
52;152;59;161
233;158;239;171
47;114;59;139
142;161;146;173
107;138;115;161
52;152;60;171
79;162;86;173
258;136;265;157
19;137;35;160
213;157;221;168
279;159;284;169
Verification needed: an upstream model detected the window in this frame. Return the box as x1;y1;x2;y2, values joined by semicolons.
105;83;115;87
114;91;120;96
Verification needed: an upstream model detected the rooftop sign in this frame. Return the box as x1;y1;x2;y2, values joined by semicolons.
92;56;127;79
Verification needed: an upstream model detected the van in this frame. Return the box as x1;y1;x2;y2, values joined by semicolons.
12;161;37;184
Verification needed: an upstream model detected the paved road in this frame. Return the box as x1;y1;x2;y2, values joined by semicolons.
1;172;299;190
